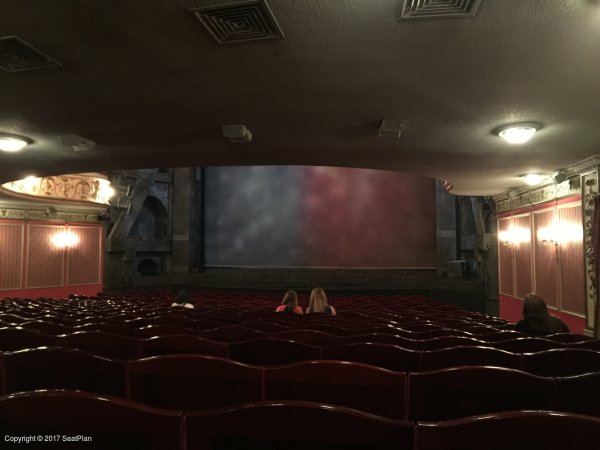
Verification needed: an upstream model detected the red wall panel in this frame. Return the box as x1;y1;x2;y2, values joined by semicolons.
558;204;584;315
533;210;558;308
513;214;532;298
498;217;514;295
68;226;102;286
0;223;24;290
26;225;65;288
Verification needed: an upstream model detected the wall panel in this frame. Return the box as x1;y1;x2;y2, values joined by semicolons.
513;214;532;298
559;204;584;315
0;223;24;290
68;226;102;286
26;225;64;288
498;217;514;296
533;210;558;308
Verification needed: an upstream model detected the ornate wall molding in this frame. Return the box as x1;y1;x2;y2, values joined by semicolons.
582;170;599;335
495;178;581;214
0;173;114;205
0;208;100;223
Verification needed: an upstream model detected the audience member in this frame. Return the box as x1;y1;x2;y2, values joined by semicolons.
515;292;569;335
275;290;303;314
171;289;194;309
305;287;336;315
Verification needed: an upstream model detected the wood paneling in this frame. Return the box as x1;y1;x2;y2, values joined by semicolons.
26;225;64;288
0;223;24;290
68;226;102;286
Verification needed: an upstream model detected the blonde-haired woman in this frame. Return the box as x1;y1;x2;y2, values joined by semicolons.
275;290;303;314
305;287;336;315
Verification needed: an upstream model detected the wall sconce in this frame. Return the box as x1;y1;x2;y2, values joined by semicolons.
537;222;583;247
498;226;530;247
51;230;79;249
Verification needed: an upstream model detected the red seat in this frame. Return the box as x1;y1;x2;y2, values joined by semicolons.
477;330;525;342
493;337;562;353
203;326;268;343
420;346;522;371
134;324;204;338
185;400;415;450
0;390;182;450
273;329;344;346
57;331;141;359
139;334;229;357
522;348;600;376
19;320;71;335
229;338;321;365
321;343;420;372
0;327;55;351
345;333;419;349
417;336;487;351
544;333;595;344
73;322;133;336
3;347;126;397
414;411;600;450
555;371;600;418
569;339;600;351
407;366;556;421
126;354;262;410
264;360;406;419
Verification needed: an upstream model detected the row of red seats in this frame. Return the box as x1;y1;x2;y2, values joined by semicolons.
1;350;599;421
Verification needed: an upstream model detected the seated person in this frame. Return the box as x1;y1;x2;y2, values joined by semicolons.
305;287;336;315
515;292;569;335
171;289;194;309
275;290;303;314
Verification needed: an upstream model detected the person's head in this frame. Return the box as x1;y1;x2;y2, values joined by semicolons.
523;293;549;319
281;290;298;308
174;289;191;305
308;287;328;313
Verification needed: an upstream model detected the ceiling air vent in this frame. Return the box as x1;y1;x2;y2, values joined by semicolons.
0;36;61;72
400;0;482;20
190;0;284;44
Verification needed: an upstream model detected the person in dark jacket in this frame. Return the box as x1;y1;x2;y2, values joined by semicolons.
515;293;569;335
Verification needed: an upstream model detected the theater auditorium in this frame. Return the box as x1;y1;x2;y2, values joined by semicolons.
1;1;600;448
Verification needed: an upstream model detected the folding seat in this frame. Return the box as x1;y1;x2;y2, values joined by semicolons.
417;336;487;351
229;338;321;365
344;333;419;350
321;343;419;372
522;348;600;376
477;330;525;342
0;390;182;450
457;325;499;335
407;366;556;421
492;337;562;353
569;339;600;351
295;323;354;337
544;332;595;344
414;411;600;450
134;324;204;338
420;345;522;371
203;326;268;343
19;320;70;335
0;327;55;351
72;322;133;336
244;321;288;333
273;329;344;346
185;400;415;450
0;313;29;325
178;319;223;331
139;335;229;358
403;329;469;340
127;354;262;409
555;371;600;418
264;360;406;419
57;331;141;359
3;347;127;397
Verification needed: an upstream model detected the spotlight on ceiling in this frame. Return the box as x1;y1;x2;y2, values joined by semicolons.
0;135;30;152
520;173;546;186
496;123;541;144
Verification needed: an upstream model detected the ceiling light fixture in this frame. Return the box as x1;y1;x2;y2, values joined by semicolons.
0;135;30;152
521;173;546;186
496;123;541;144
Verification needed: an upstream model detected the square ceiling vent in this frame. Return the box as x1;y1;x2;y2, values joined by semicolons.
400;0;482;20
0;36;61;72
190;0;284;44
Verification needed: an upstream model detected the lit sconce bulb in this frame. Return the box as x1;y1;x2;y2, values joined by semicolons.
51;231;79;248
97;179;116;204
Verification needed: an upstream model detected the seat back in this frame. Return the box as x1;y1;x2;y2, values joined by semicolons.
345;333;419;350
417;336;487;351
185;400;415;450
493;337;562;353
3;347;126;397
126;354;262;409
0;390;182;450
0;327;55;351
140;334;229;357
415;411;600;450
522;348;600;376
229;338;321;365
203;326;268;343
273;329;344;346
58;331;141;359
420;346;522;371
555;371;600;418
264;360;406;419
321;343;419;372
407;366;556;421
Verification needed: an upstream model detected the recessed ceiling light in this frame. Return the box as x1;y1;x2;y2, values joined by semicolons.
0;135;30;152
496;123;541;144
521;173;545;186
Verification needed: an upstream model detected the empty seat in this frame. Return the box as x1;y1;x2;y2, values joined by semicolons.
273;329;344;346
414;411;600;450
322;343;419;372
0;327;54;351
407;366;555;421
555;371;600;418
57;331;140;359
185;400;415;450
417;336;487;351
19;320;71;335
3;347;126;397
493;337;562;353
569;339;600;351
420;346;522;371
126;354;262;410
134;324;204;338
203;326;268;343
73;322;133;336
229;338;321;365
264;360;406;419
544;332;595;344
0;390;182;450
140;334;229;358
345;333;419;350
522;348;600;376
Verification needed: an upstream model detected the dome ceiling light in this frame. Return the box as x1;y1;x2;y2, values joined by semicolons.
0;135;30;152
496;123;541;144
520;173;546;186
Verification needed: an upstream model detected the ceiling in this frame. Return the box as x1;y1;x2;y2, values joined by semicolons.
1;0;599;195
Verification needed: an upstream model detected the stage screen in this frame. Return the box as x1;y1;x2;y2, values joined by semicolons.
204;166;436;268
